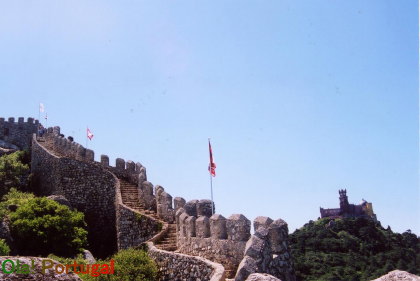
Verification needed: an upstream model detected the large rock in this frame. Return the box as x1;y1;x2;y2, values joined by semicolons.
0;218;13;246
82;249;96;264
371;270;420;281
0;147;17;156
0;257;82;280
235;256;258;281
246;273;282;281
244;235;266;260
47;195;72;209
0;140;19;150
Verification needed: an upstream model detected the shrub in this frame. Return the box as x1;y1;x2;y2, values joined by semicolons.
0;239;10;255
0;188;35;219
9;197;88;256
80;248;158;281
108;248;158;281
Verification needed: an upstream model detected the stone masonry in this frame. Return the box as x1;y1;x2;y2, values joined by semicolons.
1;117;296;281
0;117;38;150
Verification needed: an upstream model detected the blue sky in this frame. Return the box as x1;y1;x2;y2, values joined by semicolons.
0;1;418;234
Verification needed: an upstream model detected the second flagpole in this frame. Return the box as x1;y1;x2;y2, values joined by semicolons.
209;138;214;215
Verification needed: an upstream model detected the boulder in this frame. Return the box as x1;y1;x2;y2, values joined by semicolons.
0;256;82;280
371;270;420;281
82;249;96;264
47;195;72;209
0;219;13;246
246;273;282;281
235;256;258;281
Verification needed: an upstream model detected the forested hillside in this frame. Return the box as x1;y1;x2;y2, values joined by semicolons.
289;218;419;281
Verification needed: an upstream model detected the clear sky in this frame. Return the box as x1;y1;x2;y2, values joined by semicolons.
0;1;418;234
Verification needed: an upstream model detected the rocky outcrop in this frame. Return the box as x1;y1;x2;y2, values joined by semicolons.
47;195;72;209
371;270;420;281
235;217;295;281
0;140;19;156
82;249;96;264
0;218;13;248
246;273;282;281
0;257;82;281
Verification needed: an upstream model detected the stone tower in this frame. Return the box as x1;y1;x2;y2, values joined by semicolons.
339;189;349;214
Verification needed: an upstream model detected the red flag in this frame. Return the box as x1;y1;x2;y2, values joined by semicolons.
208;140;216;177
87;128;94;140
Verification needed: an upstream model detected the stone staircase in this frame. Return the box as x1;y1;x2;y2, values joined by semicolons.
119;179;177;252
155;223;177;251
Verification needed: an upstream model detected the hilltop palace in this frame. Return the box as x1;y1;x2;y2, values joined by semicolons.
320;189;377;221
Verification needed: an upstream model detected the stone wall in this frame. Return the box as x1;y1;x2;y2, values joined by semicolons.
45;133;147;188
12;117;295;281
32;131;163;256
175;200;250;278
116;183;162;249
147;241;225;281
0;117;39;150
155;185;175;222
31;135;118;258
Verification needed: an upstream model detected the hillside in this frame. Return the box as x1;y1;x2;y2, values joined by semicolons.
289;217;419;281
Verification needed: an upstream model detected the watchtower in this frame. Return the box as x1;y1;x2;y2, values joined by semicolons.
339;189;349;213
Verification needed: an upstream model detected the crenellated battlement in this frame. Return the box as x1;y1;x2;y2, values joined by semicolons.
42;131;147;187
0;117;39;149
0;116;39;125
177;211;251;242
170;197;250;278
9;117;295;280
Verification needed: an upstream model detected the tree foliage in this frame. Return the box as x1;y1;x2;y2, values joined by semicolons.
9;196;88;257
289;218;419;281
0;151;30;196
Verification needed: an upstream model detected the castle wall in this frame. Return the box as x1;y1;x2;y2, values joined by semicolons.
20;117;295;280
147;241;226;281
31;135;118;257
0;117;38;150
32;131;162;255
175;204;250;277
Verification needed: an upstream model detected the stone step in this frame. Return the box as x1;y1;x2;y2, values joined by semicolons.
120;178;177;252
157;245;177;250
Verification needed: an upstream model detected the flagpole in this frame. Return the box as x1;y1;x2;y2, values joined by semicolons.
209;138;214;215
38;103;41;137
210;169;214;215
86;126;88;148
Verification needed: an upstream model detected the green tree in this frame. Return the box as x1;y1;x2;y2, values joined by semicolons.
290;217;420;281
9;197;88;256
0;151;30;196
